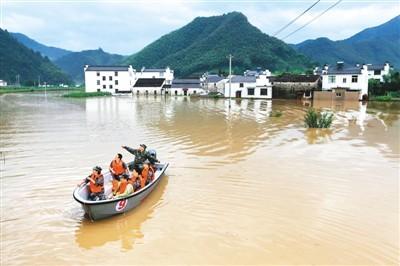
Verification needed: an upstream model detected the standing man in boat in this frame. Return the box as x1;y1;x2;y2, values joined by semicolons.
122;144;159;174
109;153;128;196
78;166;105;201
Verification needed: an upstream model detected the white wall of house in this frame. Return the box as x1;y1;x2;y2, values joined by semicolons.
84;66;134;93
168;87;204;96
133;86;164;95
322;66;369;99
135;67;174;85
223;75;272;99
0;80;7;87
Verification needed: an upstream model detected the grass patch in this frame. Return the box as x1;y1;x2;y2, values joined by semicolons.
304;108;333;128
62;91;111;98
0;86;75;94
270;110;282;117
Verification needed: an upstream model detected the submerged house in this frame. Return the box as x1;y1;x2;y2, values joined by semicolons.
319;62;369;101
366;63;391;82
223;74;272;99
270;74;321;99
84;65;134;93
170;79;204;96
201;74;226;93
133;78;166;95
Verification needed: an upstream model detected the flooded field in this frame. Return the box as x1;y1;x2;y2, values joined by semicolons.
0;93;399;265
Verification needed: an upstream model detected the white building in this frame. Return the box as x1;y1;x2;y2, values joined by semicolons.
321;62;369;100
367;63;391;82
135;67;174;85
133;78;166;95
84;65;134;93
170;79;204;96
0;80;7;87
223;74;272;99
200;74;226;93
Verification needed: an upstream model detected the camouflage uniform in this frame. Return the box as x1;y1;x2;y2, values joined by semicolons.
122;146;158;173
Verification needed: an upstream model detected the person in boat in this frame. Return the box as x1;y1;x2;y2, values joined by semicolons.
122;144;159;174
114;174;134;199
109;153;128;196
129;170;142;192
78;166;105;201
142;163;156;186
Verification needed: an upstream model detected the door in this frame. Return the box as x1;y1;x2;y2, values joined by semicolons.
235;91;242;98
183;88;188;96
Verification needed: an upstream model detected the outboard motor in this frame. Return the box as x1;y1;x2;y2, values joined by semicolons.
148;149;157;160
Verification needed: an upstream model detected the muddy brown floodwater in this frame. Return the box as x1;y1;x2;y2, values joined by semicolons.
0;93;399;265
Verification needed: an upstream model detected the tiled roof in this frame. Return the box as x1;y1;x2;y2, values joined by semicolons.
205;75;224;83
230;76;256;83
367;64;386;71
171;79;201;88
141;68;168;72
133;78;165;87
85;65;130;71
325;67;362;75
271;74;320;83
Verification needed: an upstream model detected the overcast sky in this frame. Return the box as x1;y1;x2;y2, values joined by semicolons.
1;0;399;55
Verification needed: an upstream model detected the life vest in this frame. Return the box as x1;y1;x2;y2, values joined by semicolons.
112;179;119;194
142;165;155;185
89;173;104;193
117;179;128;195
111;159;125;175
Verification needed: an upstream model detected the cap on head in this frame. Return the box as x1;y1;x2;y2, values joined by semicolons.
117;153;123;159
93;166;102;172
140;144;147;150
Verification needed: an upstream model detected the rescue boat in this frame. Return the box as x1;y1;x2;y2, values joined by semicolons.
73;162;169;220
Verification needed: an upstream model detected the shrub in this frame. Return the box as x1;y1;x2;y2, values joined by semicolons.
304;108;333;128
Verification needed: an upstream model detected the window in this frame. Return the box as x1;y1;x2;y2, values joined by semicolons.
352;75;358;83
247;88;255;96
115;80;118;85
102;76;106;81
260;88;268;96
343;78;347;83
328;76;336;83
175;90;178;95
109;76;112;81
137;90;139;95
115;71;118;76
96;72;100;76
239;83;244;88
97;80;100;85
374;70;381;75
145;90;149;95
336;92;342;97
103;85;106;89
154;90;157;95
109;85;113;89
97;89;100;92
193;90;197;94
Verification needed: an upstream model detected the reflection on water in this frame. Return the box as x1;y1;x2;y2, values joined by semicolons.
75;176;168;250
1;93;399;265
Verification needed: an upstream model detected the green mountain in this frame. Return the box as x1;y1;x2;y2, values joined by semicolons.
125;12;313;77
294;15;400;68
10;32;72;61
54;48;124;83
0;29;71;86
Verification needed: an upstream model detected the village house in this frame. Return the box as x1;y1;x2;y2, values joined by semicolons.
366;62;391;82
244;68;272;77
0;80;7;87
134;67;174;85
319;62;369;101
170;79;204;96
84;65;135;94
200;74;226;93
270;74;321;99
223;74;272;99
133;78;166;95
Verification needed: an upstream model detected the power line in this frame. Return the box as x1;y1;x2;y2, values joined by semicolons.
273;0;321;37
281;0;343;41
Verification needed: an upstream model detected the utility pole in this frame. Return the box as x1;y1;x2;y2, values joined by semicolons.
38;75;41;87
227;54;233;108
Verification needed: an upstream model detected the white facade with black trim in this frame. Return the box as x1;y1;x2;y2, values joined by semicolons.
223;75;272;99
84;65;134;93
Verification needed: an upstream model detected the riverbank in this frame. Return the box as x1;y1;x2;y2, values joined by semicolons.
62;91;112;98
0;86;79;94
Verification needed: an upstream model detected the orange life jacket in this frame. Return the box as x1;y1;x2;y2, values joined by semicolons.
141;165;155;185
111;159;126;175
117;179;128;195
89;173;104;193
